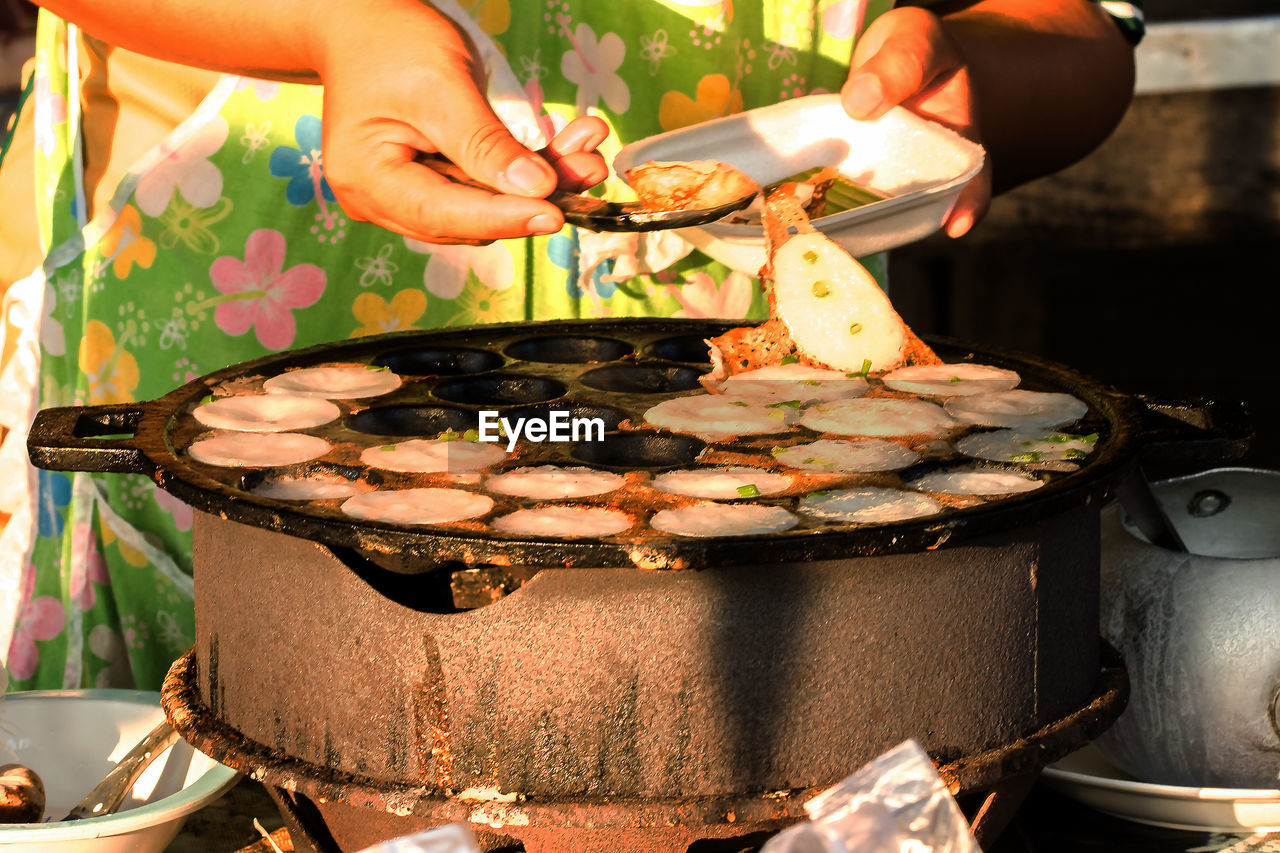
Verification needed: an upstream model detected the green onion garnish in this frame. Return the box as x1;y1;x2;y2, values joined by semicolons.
780;354;800;365
198;395;216;405
462;428;480;442
769;400;802;409
729;400;750;407
1064;448;1088;460
737;484;761;498
950;376;962;383
803;380;822;386
1010;451;1042;463
380;444;397;452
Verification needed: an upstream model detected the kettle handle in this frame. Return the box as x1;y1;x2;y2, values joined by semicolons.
1270;681;1280;744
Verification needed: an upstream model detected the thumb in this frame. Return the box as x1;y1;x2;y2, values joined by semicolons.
841;7;962;121
431;85;559;198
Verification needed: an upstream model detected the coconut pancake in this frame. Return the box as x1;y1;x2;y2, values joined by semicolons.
360;438;506;474
944;390;1087;429
771;438;920;473
485;466;624;500
193;394;340;432
650;503;799;538
798;487;943;523
263;364;402;399
492;506;634;538
910;469;1044;496
188;432;331;468
644;395;798;441
341;487;493;525
650;467;793;500
799;398;958;438
719;363;870;404
882;363;1020;397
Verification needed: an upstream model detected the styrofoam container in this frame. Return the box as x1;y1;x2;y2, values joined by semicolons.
613;94;985;274
0;690;240;853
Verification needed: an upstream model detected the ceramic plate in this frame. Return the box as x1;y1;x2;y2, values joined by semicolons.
1042;745;1280;833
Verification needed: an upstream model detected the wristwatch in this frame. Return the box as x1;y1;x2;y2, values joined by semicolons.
1096;0;1145;45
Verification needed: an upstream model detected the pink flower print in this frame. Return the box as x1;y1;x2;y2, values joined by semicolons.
209;229;326;350
524;78;568;145
559;22;630;115
69;523;110;611
153;487;194;532
822;0;869;39
41;283;66;356
135;115;229;217
404;239;514;300
7;565;66;681
668;271;754;319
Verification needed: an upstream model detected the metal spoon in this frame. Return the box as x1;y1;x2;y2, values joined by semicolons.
417;154;756;232
61;719;180;821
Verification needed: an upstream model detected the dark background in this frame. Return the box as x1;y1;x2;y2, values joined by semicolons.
891;1;1280;471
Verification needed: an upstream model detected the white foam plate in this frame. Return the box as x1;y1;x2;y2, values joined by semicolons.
1041;745;1280;833
614;94;985;274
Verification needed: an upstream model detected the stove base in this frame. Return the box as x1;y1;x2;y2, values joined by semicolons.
163;645;1126;853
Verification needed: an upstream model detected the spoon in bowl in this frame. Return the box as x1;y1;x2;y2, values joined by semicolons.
60;720;181;821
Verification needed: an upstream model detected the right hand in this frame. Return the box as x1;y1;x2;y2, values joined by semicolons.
316;5;608;245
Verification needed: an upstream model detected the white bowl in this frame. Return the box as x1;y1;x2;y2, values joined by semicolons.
0;689;240;853
613;94;985;274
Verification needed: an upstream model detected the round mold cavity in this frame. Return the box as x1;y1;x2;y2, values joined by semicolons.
346;405;478;437
643;334;714;364
504;402;629;432
433;374;567;406
505;335;633;364
579;363;706;394
571;431;706;470
373;346;504;376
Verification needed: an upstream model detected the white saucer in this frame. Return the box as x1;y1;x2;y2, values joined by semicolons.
1041;745;1280;833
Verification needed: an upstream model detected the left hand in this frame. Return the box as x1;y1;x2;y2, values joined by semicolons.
841;6;989;238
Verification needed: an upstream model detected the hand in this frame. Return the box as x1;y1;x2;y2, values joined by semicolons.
316;6;608;244
841;6;989;238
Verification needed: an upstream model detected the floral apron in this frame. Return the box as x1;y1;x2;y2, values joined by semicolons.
1;0;889;690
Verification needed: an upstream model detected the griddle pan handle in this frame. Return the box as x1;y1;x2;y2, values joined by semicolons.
1134;396;1252;467
26;404;153;474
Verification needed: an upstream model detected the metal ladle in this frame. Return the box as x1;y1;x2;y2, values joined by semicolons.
417;154;756;232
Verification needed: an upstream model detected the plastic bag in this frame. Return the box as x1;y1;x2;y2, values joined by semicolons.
761;740;980;853
355;822;479;853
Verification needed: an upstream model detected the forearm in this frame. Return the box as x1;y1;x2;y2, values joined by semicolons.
31;0;456;85
931;0;1136;192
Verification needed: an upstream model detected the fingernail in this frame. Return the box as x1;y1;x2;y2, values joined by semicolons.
527;213;561;235
554;123;596;151
502;155;550;194
946;211;974;238
843;74;883;119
